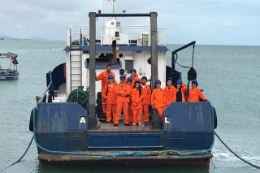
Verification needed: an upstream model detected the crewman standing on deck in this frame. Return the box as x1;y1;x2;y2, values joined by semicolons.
141;76;151;126
151;80;166;121
127;77;133;123
96;64;115;114
115;75;131;127
131;80;143;125
102;75;117;123
164;77;177;107
176;79;188;102
188;80;209;102
127;69;141;87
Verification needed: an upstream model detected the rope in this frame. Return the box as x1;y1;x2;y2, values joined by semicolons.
215;132;260;169
177;105;215;156
192;44;195;67
175;53;191;69
2;136;34;170
32;108;148;157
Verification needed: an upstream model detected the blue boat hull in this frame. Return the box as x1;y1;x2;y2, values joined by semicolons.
0;72;19;80
34;102;214;165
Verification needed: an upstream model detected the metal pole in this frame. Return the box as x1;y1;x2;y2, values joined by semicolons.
150;12;158;89
88;12;97;129
150;12;161;129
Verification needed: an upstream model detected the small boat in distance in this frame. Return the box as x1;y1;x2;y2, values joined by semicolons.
0;52;19;80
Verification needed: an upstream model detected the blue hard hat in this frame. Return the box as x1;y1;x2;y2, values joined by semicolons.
176;79;182;84
192;80;198;86
131;69;137;73
120;75;126;79
141;76;147;80
127;77;132;82
108;75;113;79
155;79;161;84
192;80;197;84
135;80;140;83
167;77;173;81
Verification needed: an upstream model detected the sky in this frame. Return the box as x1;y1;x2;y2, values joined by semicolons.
0;0;259;45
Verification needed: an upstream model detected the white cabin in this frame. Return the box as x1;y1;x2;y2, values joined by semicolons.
64;1;168;98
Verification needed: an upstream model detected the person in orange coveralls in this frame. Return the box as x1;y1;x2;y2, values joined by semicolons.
127;69;141;87
164;77;177;107
127;77;133;123
131;80;144;125
151;80;166;121
114;75;131;127
102;75;117;123
176;79;188;102
188;80;209;102
95;64;115;114
141;76;151;126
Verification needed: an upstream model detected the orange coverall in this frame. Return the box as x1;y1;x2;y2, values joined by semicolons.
177;84;188;102
165;86;177;106
142;85;151;123
102;83;117;123
115;83;130;124
188;87;207;102
131;88;143;124
151;88;166;119
95;71;115;113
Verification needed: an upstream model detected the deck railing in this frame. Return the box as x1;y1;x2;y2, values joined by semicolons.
70;25;166;46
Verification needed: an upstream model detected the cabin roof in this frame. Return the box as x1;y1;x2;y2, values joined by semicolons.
64;46;168;52
0;52;18;59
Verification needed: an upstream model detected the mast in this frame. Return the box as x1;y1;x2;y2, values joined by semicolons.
109;0;115;19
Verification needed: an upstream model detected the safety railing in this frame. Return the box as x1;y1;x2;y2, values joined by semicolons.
70;25;166;46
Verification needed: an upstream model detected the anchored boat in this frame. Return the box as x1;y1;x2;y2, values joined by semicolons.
0;52;19;80
29;1;217;166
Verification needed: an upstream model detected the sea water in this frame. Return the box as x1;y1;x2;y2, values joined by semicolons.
0;40;259;173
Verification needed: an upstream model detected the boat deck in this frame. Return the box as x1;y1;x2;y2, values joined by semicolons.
95;120;161;132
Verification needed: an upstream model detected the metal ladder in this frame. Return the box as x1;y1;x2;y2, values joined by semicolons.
70;46;82;91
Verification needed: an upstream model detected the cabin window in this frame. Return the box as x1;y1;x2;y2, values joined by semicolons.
125;60;133;70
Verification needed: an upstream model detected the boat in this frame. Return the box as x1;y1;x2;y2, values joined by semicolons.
29;0;217;166
0;52;19;80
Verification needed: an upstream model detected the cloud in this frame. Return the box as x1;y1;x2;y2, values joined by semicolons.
16;23;26;29
223;22;235;26
0;0;259;45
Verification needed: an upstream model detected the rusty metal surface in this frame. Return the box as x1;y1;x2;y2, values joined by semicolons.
38;150;212;161
38;151;211;166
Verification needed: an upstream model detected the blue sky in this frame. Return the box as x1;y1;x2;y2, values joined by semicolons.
0;0;259;45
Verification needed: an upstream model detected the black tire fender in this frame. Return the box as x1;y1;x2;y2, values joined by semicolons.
96;105;103;111
97;92;102;99
29;109;37;132
96;98;102;105
213;107;217;129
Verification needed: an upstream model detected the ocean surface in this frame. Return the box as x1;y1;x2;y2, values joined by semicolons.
0;40;259;173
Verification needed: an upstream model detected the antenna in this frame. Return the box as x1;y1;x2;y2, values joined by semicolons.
108;0;115;13
108;0;115;19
